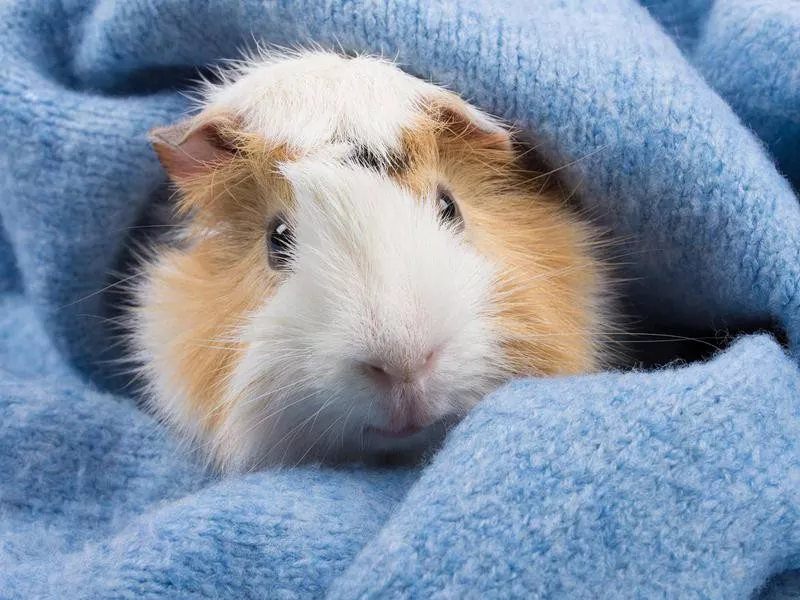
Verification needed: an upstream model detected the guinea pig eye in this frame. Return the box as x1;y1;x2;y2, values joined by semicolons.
437;187;461;226
267;216;294;270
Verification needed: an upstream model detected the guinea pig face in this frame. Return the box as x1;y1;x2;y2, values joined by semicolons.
136;50;607;472
226;158;501;468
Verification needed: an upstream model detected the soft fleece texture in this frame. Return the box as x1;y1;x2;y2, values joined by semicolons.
1;0;800;598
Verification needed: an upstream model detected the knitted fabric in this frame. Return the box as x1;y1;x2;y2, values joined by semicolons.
1;0;799;597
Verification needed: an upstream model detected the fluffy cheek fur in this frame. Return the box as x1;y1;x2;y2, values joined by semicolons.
212;163;505;472
131;235;272;453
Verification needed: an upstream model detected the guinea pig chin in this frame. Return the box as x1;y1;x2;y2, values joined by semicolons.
213;163;505;471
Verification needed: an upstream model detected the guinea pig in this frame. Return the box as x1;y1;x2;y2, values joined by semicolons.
131;49;612;473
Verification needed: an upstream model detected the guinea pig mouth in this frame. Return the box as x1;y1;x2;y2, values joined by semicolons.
365;425;422;439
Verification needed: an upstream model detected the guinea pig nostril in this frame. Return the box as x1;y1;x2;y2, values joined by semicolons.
360;350;439;386
360;361;389;382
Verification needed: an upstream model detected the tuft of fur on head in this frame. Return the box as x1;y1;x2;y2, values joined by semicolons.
130;48;615;473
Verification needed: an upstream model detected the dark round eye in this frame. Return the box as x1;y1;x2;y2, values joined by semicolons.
267;216;294;270
437;187;461;226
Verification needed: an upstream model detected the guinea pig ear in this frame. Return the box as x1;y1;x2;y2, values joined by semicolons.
428;93;513;153
148;114;240;183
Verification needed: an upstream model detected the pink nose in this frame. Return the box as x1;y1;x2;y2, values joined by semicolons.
360;350;437;387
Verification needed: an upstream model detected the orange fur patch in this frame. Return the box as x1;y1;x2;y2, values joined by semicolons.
139;132;294;439
435;134;607;376
399;109;608;376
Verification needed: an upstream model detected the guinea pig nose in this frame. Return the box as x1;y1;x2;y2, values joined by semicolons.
359;350;437;386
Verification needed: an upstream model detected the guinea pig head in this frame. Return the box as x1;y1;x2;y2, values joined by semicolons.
136;52;607;472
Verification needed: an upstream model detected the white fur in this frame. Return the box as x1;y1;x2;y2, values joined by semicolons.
202;49;507;156
137;50;512;472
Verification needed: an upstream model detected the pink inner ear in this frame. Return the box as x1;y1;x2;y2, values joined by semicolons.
432;97;513;153
149;120;235;182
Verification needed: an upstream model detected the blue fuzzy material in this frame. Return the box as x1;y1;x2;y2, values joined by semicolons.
1;0;799;597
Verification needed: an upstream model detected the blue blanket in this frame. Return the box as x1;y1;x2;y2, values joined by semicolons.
2;0;800;597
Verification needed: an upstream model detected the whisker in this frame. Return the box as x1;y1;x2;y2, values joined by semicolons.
271;391;339;463
293;412;346;467
56;272;146;311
